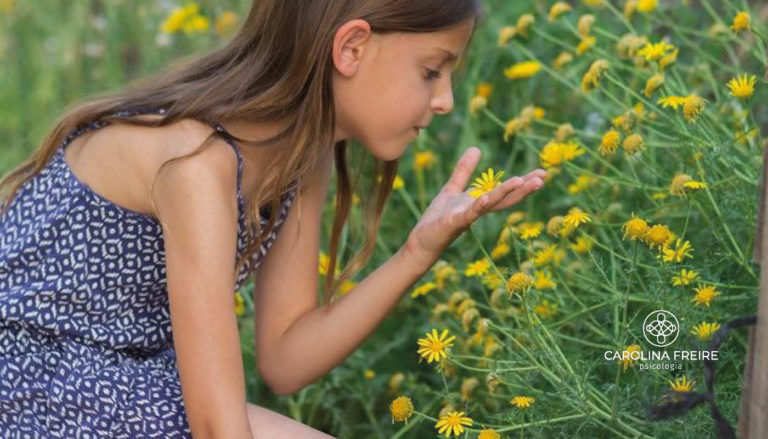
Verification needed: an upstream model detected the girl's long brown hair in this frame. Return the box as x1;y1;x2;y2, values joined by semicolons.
0;0;484;305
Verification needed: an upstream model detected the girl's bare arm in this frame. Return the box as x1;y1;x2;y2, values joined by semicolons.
253;158;431;396
155;137;253;439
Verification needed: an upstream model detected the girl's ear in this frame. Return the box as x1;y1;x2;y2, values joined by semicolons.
332;18;374;78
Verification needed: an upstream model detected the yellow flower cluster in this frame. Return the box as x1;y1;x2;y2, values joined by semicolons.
160;3;210;35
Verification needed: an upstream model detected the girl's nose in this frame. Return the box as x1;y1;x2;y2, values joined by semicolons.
432;77;455;114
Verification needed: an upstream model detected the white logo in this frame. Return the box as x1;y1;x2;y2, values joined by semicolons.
642;310;679;347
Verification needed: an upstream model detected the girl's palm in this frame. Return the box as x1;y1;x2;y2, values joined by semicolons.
405;147;547;265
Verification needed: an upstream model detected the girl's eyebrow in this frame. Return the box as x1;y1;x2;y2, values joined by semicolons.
434;48;459;65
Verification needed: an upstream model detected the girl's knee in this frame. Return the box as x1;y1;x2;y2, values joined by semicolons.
246;402;335;439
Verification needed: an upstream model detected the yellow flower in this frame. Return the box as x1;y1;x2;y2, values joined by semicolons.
469;168;506;198
234;290;246;316
340;279;356;295
539;140;586;168
581;59;610;93
624;0;638;18
516;14;536;39
364;369;375;380
662;239;694;263
477;83;493;98
469;96;488;116
727;74;757;99
417;329;456;364
182;15;210;34
567;175;597;194
660;48;679;69
506;211;526;226
668;375;696;392
491;242;511;260
498;26;516;46
533;270;557;290
390;396;414;423
435;411;473;438
577;35;597;55
318;251;340;276
413;150;437;170
622;215;649;241
637;0;657;13
548;2;572;21
644;74;665;98
392;175;405;190
670;173;707;196
388;372;405;393
534;298;558;317
620;344;642;371
555;123;576;141
460;377;479;401
682;94;705;123
578;14;596;37
533;244;558;266
637;41;674;61
478;428;501;439
411;281;437;298
510;395;536;408
692;284;721;307
563;207;592;228
583;0;604;6
504;61;542;80
570;234;595;254
465;258;491;277
518;222;544;240
215;11;239;37
0;0;14;12
554;51;574;69
644;224;672;249
731;11;751;33
691;322;721;341
623;133;645;155
506;272;534;296
161;4;204;34
671;269;699;286
599;129;621;156
657;95;688;109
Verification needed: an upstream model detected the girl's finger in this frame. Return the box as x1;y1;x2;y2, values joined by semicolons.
461;191;490;228
490;178;543;211
443;147;482;194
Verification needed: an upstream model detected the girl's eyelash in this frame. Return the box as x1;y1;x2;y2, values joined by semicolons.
425;68;442;81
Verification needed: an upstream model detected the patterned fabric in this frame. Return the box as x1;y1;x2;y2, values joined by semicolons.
0;107;297;438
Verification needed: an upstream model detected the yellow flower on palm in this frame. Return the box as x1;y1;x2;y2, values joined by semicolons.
234;290;246;316
410;281;437;298
518;222;544;240
662;239;694;263
620;344;642;371
510;395;536;408
533;270;557;290
478;428;501;439
413;150;437;171
563;207;592;228
390;395;414;423
504;61;542;80
727;74;757;99
731;11;750;33
692;284;721;307
691;322;721;341
671;269;699;286
417;329;456;364
464;258;491;277
669;375;696;392
469;168;506;198
435;411;473;438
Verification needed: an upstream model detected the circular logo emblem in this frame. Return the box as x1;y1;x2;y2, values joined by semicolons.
642;310;679;347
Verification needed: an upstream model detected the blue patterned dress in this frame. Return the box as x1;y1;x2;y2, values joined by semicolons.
0;107;297;438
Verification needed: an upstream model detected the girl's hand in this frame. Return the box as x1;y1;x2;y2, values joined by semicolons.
403;146;547;268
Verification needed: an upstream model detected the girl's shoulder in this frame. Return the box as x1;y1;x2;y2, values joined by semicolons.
62;114;236;220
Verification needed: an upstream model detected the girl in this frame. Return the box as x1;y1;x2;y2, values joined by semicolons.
0;1;546;438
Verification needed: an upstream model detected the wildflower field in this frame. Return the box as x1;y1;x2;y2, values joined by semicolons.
1;0;766;438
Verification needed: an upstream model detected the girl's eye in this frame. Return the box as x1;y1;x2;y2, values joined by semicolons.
425;68;442;81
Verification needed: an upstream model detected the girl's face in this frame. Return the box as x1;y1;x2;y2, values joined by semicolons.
331;18;475;161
